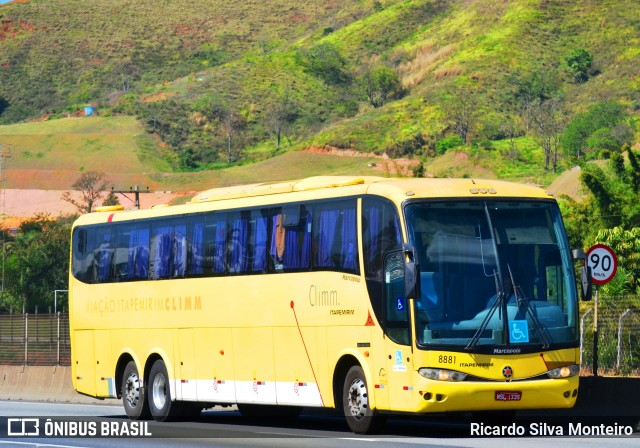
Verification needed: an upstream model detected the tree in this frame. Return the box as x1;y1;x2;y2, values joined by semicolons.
529;97;565;172
435;135;463;154
627;149;640;192
441;86;481;143
580;150;640;229
561;101;631;160
264;91;298;151
192;94;246;163
61;171;109;213
565;49;593;84
357;65;402;108
297;42;350;85
0;97;9;117
221;109;246;163
505;69;559;133
595;227;640;292
2;215;71;313
562;151;640;273
101;190;121;207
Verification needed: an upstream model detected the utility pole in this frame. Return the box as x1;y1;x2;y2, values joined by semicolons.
111;185;151;210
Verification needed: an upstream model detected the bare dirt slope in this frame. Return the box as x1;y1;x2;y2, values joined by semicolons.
2;189;190;225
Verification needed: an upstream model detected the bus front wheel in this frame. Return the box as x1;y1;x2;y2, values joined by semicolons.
342;365;384;434
122;361;151;420
148;359;189;422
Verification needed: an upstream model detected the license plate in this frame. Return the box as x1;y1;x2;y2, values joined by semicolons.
495;391;522;401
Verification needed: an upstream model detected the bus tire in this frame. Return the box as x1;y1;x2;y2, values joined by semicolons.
342;365;384;434
122;361;151;420
148;359;183;422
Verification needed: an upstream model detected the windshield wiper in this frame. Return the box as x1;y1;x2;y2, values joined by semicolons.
466;269;503;350
506;265;551;348
466;204;507;350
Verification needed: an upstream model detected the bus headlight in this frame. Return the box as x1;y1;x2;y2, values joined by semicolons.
547;364;580;379
419;368;467;382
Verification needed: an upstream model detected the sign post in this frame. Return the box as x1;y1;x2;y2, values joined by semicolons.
586;244;618;376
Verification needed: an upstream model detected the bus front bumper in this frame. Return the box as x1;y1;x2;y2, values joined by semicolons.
411;376;579;413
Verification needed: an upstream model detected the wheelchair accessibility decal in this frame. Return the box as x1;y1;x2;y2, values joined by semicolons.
509;320;529;343
393;349;407;372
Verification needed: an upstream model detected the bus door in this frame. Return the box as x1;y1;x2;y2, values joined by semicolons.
382;251;414;411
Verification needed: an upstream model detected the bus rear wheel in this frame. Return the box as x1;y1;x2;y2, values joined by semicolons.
148;359;193;422
342;365;384;434
122;361;151;420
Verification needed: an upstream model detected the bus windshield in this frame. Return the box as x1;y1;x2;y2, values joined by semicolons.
405;200;578;351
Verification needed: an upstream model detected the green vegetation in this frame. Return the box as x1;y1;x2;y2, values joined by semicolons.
1;215;71;313
561;150;640;293
0;0;636;172
561;101;634;160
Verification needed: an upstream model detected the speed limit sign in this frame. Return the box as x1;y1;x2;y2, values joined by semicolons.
586;244;618;285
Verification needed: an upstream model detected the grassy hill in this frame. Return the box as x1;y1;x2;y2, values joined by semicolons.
0;0;638;195
0;116;388;191
0;114;572;196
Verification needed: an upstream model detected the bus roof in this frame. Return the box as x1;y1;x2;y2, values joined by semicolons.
72;176;553;226
191;176;551;203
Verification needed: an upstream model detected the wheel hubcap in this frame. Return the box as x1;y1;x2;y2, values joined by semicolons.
347;378;368;420
152;373;167;410
124;372;141;408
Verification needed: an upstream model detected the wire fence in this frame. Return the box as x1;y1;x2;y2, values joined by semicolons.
0;313;70;365
0;297;638;374
580;296;640;376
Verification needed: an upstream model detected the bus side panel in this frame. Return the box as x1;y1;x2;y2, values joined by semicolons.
194;327;236;403
177;328;197;401
273;326;322;406
233;327;276;404
72;330;96;397
94;330;116;398
316;327;332;407
370;327;390;411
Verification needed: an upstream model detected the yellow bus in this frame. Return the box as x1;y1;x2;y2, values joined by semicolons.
69;176;591;433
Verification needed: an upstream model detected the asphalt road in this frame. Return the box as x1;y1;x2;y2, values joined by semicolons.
0;401;638;448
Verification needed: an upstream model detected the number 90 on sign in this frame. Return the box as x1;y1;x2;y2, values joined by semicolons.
586;244;618;285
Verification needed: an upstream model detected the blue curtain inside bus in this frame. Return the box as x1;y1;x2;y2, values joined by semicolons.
127;228;149;279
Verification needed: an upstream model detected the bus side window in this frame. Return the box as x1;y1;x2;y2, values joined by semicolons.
126;226;150;280
362;198;403;329
270;206;311;272
314;200;358;273
200;213;228;275
72;228;90;283
249;209;269;273
95;228;114;283
149;219;186;279
187;218;205;276
227;214;248;273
